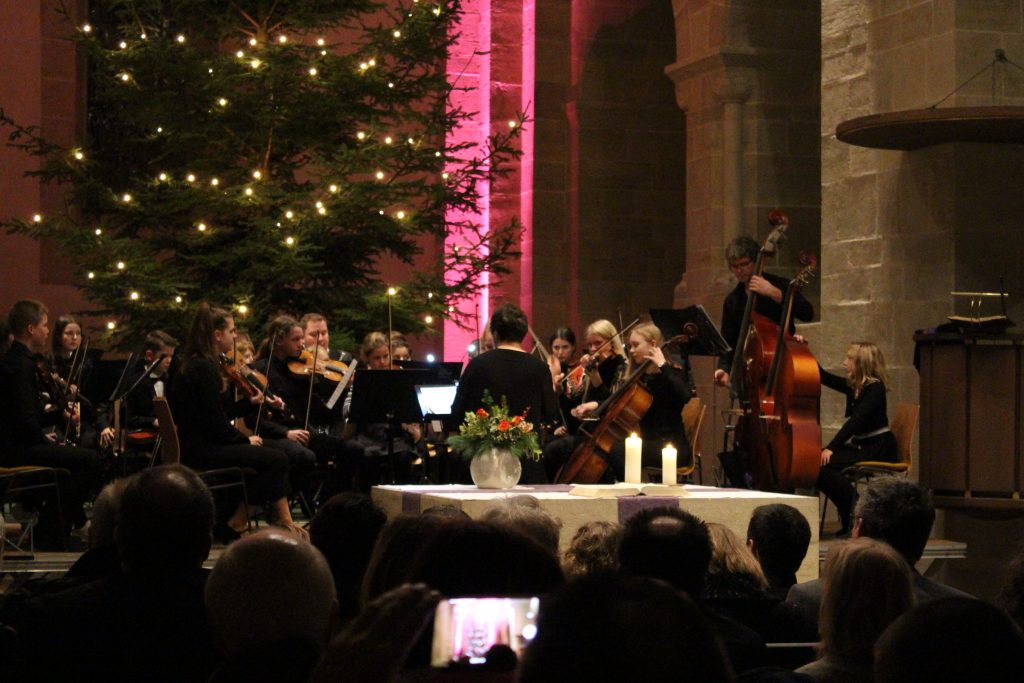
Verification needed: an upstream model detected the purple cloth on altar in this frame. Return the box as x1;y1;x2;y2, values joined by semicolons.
617;496;681;523
399;484;574;514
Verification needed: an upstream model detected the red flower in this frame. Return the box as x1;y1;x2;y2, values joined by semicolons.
498;420;510;432
475;408;488;418
511;415;522;426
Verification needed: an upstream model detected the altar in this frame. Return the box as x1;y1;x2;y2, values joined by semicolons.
371;483;820;582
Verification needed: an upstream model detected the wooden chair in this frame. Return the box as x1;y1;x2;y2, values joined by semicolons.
151;397;252;512
642;397;707;483
820;403;919;533
0;465;67;553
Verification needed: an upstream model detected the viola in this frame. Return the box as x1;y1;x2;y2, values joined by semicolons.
287;348;347;383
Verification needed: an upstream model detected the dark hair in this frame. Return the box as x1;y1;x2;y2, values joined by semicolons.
548;327;576;348
181;302;232;368
519;572;733;683
361;514;452;605
309;493;387;622
143;330;178;353
855;477;934;564
489;303;529;345
7;299;47;336
725;235;759;263
747;504;811;589
51;315;81;355
563;521;622;578
0;318;11;355
618;507;711;598
115;465;214;576
875;598;1024;683
260;315;301;359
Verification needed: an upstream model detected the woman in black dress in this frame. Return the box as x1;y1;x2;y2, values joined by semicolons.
818;341;897;535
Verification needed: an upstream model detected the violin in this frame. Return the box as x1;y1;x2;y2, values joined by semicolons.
33;353;71;410
287;348;348;383
218;353;298;423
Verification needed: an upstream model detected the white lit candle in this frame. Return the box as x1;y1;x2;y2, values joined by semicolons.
625;433;642;483
662;444;677;486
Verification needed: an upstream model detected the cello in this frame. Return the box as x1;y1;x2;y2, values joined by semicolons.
746;254;821;490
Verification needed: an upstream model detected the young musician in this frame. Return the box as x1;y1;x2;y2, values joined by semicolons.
300;312;353;363
819;342;897;535
0;300;104;545
169;303;302;539
714;235;814;387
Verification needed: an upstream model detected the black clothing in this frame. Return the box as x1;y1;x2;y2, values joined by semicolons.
209;638;323;683
170;356;289;504
718;271;814;372
817;368;897;523
120;359;168;430
450;349;559;433
704;571;817;644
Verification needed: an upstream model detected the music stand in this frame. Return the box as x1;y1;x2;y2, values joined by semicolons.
393;359;463;383
349;369;433;484
650;305;732;357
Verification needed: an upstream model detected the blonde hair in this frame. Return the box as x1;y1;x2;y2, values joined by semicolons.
707;522;768;588
819;537;914;661
846;341;890;391
360;331;389;361
585;319;626;359
626;321;664;374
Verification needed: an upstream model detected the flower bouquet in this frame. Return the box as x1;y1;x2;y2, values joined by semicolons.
447;392;542;462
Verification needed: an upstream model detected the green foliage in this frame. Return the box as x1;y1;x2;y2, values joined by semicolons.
446;391;542;462
1;0;523;347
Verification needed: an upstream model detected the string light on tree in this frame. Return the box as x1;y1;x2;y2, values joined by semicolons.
32;213;42;223
158;172;168;181
252;170;262;180
129;291;139;300
121;193;133;203
186;173;196;183
217;97;228;107
384;136;393;144
175;295;183;303
94;228;102;235
308;67;318;77
328;184;338;193
87;272;95;279
278;35;288;44
375;170;385;180
237;304;249;315
424;315;433;324
81;24;92;33
285;210;294;219
210;177;219;186
249;38;258;46
73;150;84;160
119;41;127;49
119;72;131;82
356;131;367;141
317;38;326;46
244;187;253;196
196;222;207;232
236;50;245;58
285;236;295;246
116;261;126;270
176;34;186;44
107;321;116;330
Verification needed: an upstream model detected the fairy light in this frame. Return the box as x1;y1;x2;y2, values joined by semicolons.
384;136;393;144
94;228;102;235
395;210;406;219
278;35;287;44
320;50;327;56
116;261;126;270
87;272;95;279
208;68;214;74
175;295;183;303
508;120;518;128
369;59;376;67
210;177;219;186
285;210;294;219
375;170;385;180
236;50;245;58
156;126;164;133
140;33;147;40
285;236;295;246
427;292;434;299
315;201;324;209
244;187;253;196
196;222;207;232
442;172;449;179
107;321;116;330
359;62;369;71
217;97;228;107
329;184;338;193
388;82;395;89
74;150;84;160
32;213;42;223
308;67;318;76
317;38;325;46
119;73;131;82
387;287;397;296
407;138;415;145
317;206;327;215
250;59;261;69
435;151;442;157
249;38;258;46
176;34;186;44
424;315;433;324
356;131;367;141
119;41;127;49
426;354;436;363
82;24;92;33
393;30;401;38
433;6;441;15
448;305;455;313
379;210;385;215
130;291;139;300
158;172;168;181
186;173;196;183
121;193;133;203
237;304;249;314
252;170;262;179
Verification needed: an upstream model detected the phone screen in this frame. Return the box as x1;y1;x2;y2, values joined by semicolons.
430;596;541;667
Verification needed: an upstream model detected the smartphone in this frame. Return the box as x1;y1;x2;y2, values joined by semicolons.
430;596;541;667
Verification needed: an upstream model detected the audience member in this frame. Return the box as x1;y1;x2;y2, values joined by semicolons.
618;507;767;674
787;477;971;633
361;513;456;605
6;465;220;681
308;493;387;623
874;597;1024;683
479;494;562;556
519;572;734;683
205;529;337;682
562;520;621;578
747;503;811;599
795;537;913;683
62;477;131;583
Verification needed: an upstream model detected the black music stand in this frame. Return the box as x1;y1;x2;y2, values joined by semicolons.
393;359;463;383
349;369;433;484
650;306;731;357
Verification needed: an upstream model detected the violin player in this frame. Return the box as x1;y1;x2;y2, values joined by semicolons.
248;315;365;497
169;302;303;541
102;330;178;453
714;235;814;388
300;312;354;364
0;300;104;547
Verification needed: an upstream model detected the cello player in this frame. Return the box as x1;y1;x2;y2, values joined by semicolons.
714;235;814;388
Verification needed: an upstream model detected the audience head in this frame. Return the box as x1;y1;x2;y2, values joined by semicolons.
489;303;529;345
707;522;767;589
479;495;562;557
361;514;454;605
854;477;934;565
818;537;913;662
89;477;131;549
562;521;621;579
115;465;215;576
875;597;1024;682
618;507;711;598
205;529;337;656
309;493;387;621
407;519;563;597
422;505;471;520
519;572;734;683
747;503;811;591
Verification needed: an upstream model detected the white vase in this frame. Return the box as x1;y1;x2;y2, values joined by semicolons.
470;448;522;489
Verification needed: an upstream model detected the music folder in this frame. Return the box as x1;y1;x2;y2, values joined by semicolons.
649;305;731;357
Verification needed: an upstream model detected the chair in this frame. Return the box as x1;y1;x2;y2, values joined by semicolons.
819;403;919;533
0;465;67;553
642;397;707;483
151;397;252;519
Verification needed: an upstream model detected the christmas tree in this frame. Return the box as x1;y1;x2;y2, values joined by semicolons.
2;0;523;347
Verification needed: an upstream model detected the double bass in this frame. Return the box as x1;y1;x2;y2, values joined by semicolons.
730;211;820;491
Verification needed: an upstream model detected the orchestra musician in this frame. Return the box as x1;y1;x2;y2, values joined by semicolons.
48;314;102;449
714;235;814;387
549;327;577;374
573;321;695;480
818;342;897;536
169;303;304;539
390;334;413;363
248;315;365;496
0;300;104;546
299;312;353;363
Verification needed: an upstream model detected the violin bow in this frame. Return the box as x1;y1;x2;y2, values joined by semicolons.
303;330;322;432
62;334;90;445
527;326;550;361
254;327;282;436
